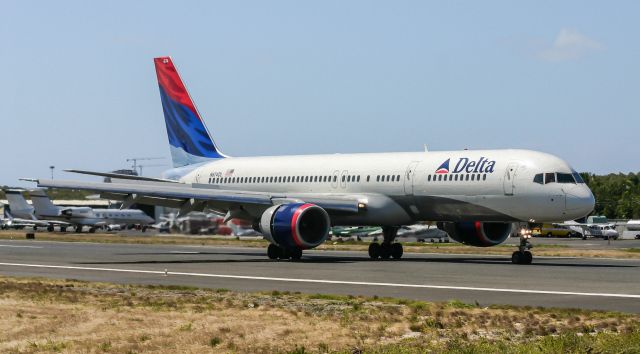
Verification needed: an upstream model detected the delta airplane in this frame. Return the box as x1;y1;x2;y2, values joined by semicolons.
31;57;595;264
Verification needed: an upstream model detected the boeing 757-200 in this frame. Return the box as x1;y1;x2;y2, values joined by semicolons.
31;57;595;264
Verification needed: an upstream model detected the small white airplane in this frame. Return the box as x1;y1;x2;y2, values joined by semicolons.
28;189;155;232
30;57;595;264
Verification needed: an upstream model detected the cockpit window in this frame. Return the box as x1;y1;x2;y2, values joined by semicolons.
544;173;555;184
572;171;585;183
557;173;575;184
533;173;543;184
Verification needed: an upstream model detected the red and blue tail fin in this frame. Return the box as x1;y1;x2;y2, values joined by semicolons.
154;57;226;167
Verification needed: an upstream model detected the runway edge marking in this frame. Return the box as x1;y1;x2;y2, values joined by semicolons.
1;262;639;299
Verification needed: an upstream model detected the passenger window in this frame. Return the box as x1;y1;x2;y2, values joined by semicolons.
545;173;556;184
557;173;575;184
385;175;389;182
376;175;380;182
366;175;370;182
533;173;543;184
347;175;351;182
438;175;442;181
357;175;361;182
483;174;487;181
427;175;431;182
465;175;469;181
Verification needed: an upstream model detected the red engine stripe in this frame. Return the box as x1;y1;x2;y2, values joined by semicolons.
290;203;314;249
474;221;492;246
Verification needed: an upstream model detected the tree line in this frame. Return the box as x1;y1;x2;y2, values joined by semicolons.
581;172;640;220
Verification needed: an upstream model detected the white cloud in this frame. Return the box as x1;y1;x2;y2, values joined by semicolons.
537;29;603;62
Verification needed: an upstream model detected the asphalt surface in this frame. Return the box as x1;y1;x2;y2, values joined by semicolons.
0;239;638;313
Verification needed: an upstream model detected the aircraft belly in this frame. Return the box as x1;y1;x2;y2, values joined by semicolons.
398;195;519;222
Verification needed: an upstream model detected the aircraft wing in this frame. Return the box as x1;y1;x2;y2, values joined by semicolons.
3;217;69;228
34;179;364;216
64;169;179;183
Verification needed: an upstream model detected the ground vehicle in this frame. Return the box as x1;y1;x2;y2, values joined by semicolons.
533;223;580;238
585;224;619;240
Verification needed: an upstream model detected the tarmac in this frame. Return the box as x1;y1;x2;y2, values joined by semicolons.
0;239;638;313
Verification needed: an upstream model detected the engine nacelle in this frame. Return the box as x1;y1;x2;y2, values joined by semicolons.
260;203;331;250
60;207;93;217
440;221;512;247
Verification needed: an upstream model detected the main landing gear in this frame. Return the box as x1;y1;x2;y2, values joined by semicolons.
267;244;302;260
368;226;403;260
512;228;533;265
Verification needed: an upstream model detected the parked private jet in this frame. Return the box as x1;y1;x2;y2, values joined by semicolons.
31;57;595;264
2;189;69;230
29;189;154;232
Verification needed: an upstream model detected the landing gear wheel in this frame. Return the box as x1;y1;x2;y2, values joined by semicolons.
290;249;303;260
368;243;381;259
511;251;522;264
60;226;67;232
391;243;403;259
278;249;291;260
75;226;82;233
379;243;391;259
267;244;280;260
47;225;54;232
511;251;533;265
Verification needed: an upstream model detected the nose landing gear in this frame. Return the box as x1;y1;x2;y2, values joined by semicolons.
512;228;533;264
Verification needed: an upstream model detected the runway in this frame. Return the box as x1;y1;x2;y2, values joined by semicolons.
1;240;638;312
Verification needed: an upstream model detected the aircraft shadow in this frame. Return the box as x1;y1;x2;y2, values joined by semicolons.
77;252;636;268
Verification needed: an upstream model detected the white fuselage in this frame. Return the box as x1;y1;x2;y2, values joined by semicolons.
172;149;595;226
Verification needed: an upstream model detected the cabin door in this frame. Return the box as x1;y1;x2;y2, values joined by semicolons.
404;161;420;195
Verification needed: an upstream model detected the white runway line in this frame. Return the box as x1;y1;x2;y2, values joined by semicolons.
0;245;43;249
0;262;639;299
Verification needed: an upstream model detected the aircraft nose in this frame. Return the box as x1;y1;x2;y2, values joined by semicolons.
566;185;595;216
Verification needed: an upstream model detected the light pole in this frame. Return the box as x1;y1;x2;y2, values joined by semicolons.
49;165;55;180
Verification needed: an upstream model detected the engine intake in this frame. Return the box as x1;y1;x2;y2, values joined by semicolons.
260;203;331;250
440;221;512;247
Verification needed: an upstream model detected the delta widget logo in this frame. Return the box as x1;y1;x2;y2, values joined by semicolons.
434;157;496;174
435;159;450;174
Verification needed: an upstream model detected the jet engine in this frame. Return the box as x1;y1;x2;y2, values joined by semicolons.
60;207;93;217
260;203;331;250
440;221;512;247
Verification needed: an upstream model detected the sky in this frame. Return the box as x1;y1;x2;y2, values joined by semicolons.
1;1;638;186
